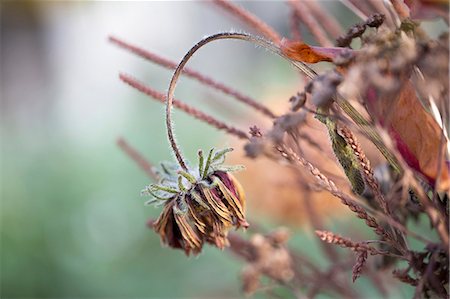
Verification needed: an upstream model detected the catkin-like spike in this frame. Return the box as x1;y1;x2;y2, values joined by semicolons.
278;147;399;248
352;250;368;282
315;230;380;254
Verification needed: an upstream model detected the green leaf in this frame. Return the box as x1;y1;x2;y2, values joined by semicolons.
212;148;233;164
317;110;365;195
178;170;197;184
198;150;204;178
202;148;215;179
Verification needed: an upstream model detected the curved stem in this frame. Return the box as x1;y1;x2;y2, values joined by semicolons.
166;32;297;170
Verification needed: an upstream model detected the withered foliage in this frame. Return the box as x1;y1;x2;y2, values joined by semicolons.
114;0;449;298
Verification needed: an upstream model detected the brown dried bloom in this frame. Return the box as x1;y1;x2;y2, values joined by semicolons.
240;228;294;295
115;1;450;297
145;149;248;256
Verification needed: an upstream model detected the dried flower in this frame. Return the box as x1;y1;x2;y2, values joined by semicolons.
115;1;449;297
145;148;248;255
238;228;294;295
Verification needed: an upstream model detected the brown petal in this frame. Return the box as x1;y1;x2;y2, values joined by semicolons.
200;186;234;227
215;176;248;228
187;202;207;234
153;201;183;250
174;212;203;255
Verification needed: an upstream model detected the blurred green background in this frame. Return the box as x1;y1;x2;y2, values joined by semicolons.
0;2;302;298
1;1;444;298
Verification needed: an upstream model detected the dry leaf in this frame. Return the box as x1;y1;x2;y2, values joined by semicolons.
280;38;348;63
369;81;449;191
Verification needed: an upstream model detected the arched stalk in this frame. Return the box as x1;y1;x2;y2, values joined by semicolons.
165;32;314;170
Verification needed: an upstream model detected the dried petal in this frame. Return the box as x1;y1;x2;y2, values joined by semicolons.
147;148;248;255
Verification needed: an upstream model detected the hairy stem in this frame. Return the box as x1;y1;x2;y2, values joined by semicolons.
165;32;284;170
213;0;281;44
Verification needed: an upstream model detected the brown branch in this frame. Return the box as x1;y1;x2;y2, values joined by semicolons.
287;0;333;47
302;188;339;261
344;0;371;19
110;36;276;118
366;0;395;27
315;230;381;255
119;73;249;140
389;0;410;20
304;0;343;38
406;171;450;247
117;137;158;180
213;0;281;44
289;10;303;41
392;268;418;287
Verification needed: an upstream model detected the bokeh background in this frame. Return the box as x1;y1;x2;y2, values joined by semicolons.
1;1;445;298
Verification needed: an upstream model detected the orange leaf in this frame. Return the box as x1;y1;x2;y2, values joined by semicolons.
280;39;354;64
281;39;333;63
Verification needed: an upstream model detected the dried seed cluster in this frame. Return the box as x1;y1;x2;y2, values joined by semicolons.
143;148;248;255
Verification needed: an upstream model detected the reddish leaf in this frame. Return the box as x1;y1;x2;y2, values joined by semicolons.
280;38;350;63
368;81;449;191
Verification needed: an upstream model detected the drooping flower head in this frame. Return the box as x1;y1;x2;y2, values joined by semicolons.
143;148;248;255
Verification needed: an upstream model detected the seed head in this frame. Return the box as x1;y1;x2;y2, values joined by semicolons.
143;148;248;255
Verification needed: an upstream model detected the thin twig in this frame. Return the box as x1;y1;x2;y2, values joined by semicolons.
366;0;395;28
341;0;370;20
302;188;340;261
117;137;158;180
287;0;333;47
303;0;343;38
109;36;276;118
389;0;410;20
119;73;248;140
213;0;281;44
289;10;303;41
